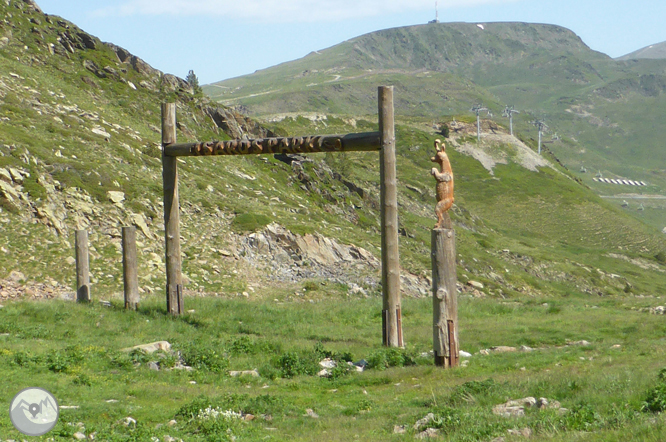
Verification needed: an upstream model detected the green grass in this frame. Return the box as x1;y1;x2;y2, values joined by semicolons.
3;294;666;440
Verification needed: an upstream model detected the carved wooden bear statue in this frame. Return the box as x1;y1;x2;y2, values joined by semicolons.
431;139;454;228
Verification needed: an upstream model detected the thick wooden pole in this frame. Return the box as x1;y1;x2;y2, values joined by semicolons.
162;103;184;315
379;86;403;347
122;226;139;310
432;217;459;368
75;229;90;303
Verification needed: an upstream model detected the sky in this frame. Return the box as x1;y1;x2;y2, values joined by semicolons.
34;0;666;85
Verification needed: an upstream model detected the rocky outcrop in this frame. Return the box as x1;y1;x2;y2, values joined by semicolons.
236;223;430;297
205;107;276;140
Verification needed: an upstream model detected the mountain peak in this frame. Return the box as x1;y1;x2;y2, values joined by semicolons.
617;41;666;61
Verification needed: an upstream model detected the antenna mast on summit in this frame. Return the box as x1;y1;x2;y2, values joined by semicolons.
436;1;439;22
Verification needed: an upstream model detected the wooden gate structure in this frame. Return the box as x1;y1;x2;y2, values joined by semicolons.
161;86;404;347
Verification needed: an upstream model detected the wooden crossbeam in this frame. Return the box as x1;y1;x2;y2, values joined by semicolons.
163;132;380;157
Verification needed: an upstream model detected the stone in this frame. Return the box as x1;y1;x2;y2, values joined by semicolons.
228;369;259;377
459;350;472;358
73;432;86;441
121;417;136;427
468;280;484;290
0;168;11;183
168;420;177;426
8;270;24;282
491;346;517;353
148;361;160;371
393;425;406;434
492;404;525;418
519;345;534;352
570;340;591;346
651;306;666;315
347;361;364;372
0;180;19;201
107;191;125;204
92;126;111;139
493;398;536;418
319;358;336;368
122;341;171;354
304;408;319;418
317;368;331;377
611;344;622;349
414;413;435;430
131;213;153;238
416;428;440;439
537;397;561;410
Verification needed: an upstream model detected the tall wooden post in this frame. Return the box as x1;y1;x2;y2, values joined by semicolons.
122;226;139;310
75;229;90;303
162;103;184;315
379;86;403;347
431;214;458;367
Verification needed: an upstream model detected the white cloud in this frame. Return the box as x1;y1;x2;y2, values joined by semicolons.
92;0;520;21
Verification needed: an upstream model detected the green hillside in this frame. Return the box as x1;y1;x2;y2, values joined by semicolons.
4;2;666;440
0;0;663;301
618;41;666;60
206;22;666;231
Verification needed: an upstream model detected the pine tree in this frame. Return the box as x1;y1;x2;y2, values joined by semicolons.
186;70;202;95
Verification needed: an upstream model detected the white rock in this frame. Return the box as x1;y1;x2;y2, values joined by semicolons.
229;369;259;377
8;168;24;184
122;341;171;354
319;358;337;369
459;350;472;358
347;361;363;372
414;413;435;430
416;428;439;439
0;169;12;183
91;127;111;139
121;417;136;427
570;340;591;346
107;191;125;204
468;280;484;289
73;432;86;441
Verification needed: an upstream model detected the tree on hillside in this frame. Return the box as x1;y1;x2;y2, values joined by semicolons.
186;70;202;96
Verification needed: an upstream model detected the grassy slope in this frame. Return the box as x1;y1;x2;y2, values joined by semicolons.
3;295;666;440
206;22;666;228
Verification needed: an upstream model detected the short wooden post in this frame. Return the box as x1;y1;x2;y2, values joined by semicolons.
431;213;458;367
379;86;403;347
122;226;139;310
75;229;90;303
162;103;184;315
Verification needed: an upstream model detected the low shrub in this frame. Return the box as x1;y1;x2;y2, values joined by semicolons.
367;347;417;370
642;367;666;413
179;341;229;373
230;213;270;233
